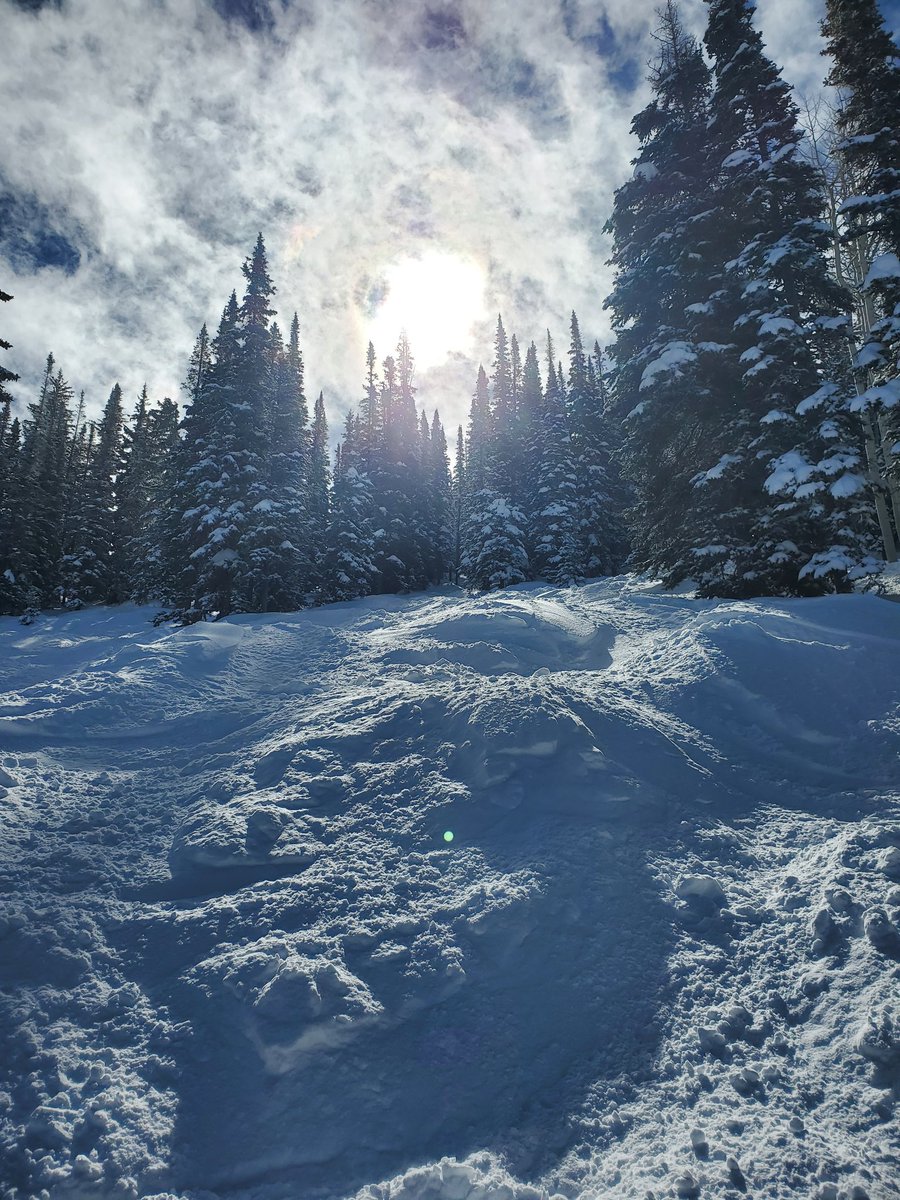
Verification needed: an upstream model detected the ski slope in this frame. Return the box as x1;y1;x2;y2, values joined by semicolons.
1;579;899;1200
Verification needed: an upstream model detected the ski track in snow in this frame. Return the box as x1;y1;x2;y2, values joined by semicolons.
0;579;899;1200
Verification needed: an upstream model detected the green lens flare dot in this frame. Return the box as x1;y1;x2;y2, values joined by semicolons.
443;830;454;843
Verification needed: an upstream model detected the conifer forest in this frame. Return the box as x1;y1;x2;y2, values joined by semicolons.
1;0;898;619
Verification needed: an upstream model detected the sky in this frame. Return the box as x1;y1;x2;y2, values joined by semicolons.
0;0;890;437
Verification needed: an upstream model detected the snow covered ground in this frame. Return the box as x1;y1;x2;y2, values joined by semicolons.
1;579;899;1200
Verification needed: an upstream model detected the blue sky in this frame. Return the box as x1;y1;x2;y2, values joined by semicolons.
0;0;870;434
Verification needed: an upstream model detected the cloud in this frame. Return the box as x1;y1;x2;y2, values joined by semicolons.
0;0;829;437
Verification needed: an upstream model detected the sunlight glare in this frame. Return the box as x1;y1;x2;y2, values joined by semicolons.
366;251;487;371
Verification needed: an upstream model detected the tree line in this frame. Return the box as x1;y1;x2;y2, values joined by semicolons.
0;0;897;617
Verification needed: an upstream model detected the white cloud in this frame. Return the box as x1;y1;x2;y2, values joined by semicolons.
0;0;829;437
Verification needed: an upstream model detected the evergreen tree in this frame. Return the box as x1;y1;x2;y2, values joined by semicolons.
245;315;311;611
423;409;451;584
822;0;900;557
0;407;22;612
489;316;518;501
1;289;19;409
359;341;382;476
59;409;101;606
530;334;579;584
325;411;376;601
465;365;492;496
567;314;628;576
235;233;279;611
170;295;242;616
171;235;278;616
462;489;529;591
519;339;544;571
605;1;715;585
371;337;427;592
307;390;331;596
119;389;181;602
16;360;73;605
73;382;125;603
450;424;466;583
693;0;873;594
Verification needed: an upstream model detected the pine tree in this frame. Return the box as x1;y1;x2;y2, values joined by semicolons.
170;235;278;616
567;313;628;576
462;489;529;591
465;365;492;496
264;313;312;607
235;233;279;611
119;389;180;602
423;409;451;584
519;340;544;571
489;316;518;501
307;390;331;597
16;360;73;605
325;412;376;601
605;1;714;585
530;334;579;584
77;382;125;603
822;0;900;558
359;341;382;476
1;289;19;409
450;424;466;583
371;336;427;593
59;409;101;606
171;296;242;616
0;407;22;613
693;0;874;594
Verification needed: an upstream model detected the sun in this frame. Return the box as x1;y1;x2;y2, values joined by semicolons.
365;250;488;371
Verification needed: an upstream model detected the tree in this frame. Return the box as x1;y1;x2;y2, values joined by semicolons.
530;334;579;584
489;315;519;503
605;0;715;585
325;412;376;601
0;289;19;410
307;390;331;597
0;407;22;613
423;409;452;584
465;365;492;496
16;360;73;605
118;389;180;603
60;383;125;604
170;294;242;616
370;337;427;593
693;0;874;594
462;489;529;591
245;314;311;611
450;424;465;583
822;0;900;558
235;233;279;612
567;313;628;576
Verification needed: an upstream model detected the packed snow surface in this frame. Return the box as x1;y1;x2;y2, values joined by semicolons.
1;579;899;1200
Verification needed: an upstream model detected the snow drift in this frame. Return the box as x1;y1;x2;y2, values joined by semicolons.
1;579;898;1200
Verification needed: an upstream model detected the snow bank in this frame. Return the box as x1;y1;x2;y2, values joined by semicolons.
1;581;899;1200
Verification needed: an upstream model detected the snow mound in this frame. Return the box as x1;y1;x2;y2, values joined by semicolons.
1;580;899;1200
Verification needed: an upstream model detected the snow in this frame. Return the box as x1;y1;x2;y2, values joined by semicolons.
765;451;814;495
695;454;742;484
639;342;697;390
1;581;900;1200
758;316;802;338
721;149;756;170
798;383;841;416
863;252;900;290
848;379;900;413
